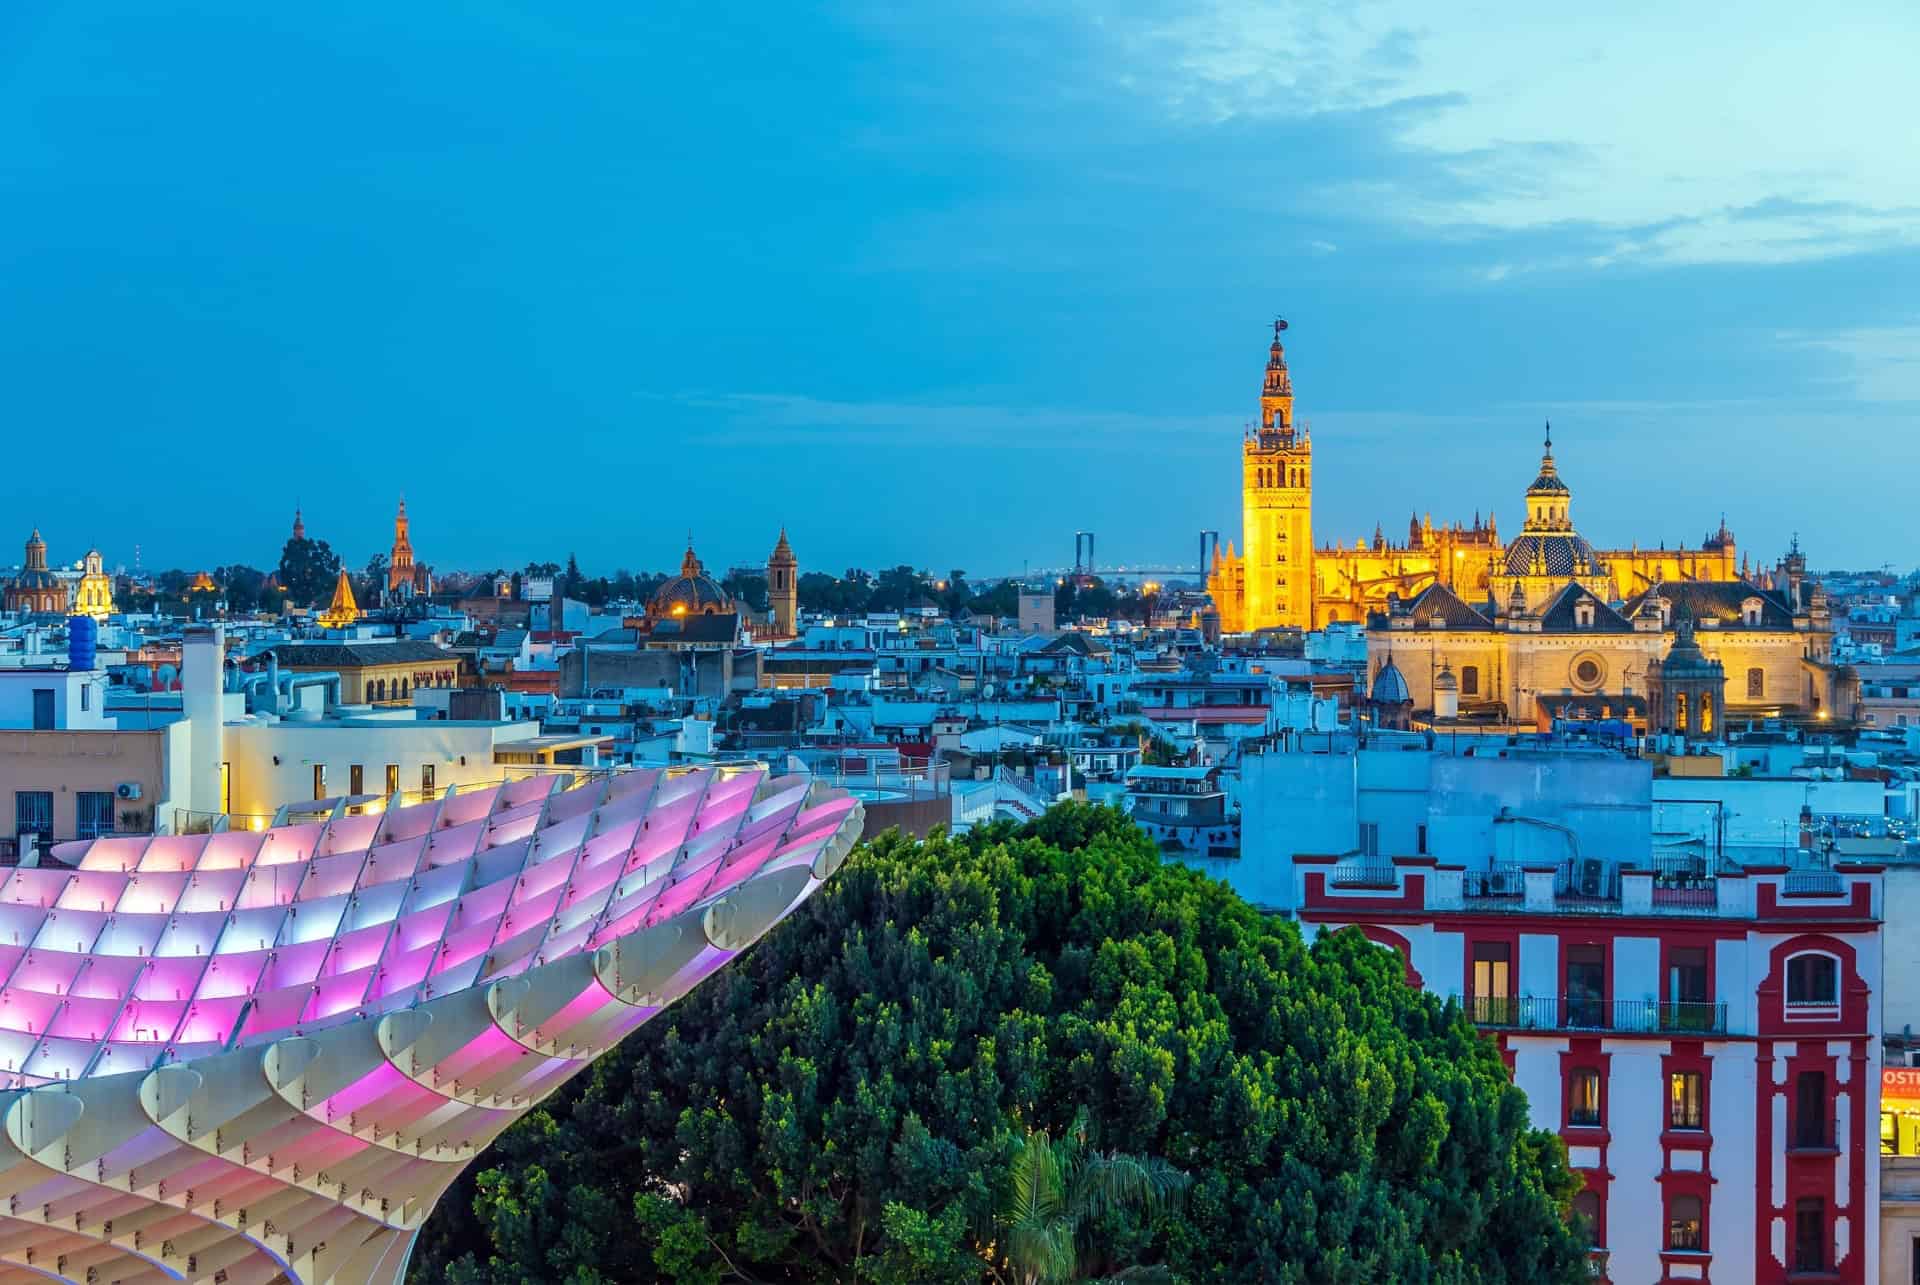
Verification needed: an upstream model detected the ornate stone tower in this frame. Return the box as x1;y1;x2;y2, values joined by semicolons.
388;496;416;595
1241;320;1313;630
1645;609;1727;740
767;527;798;637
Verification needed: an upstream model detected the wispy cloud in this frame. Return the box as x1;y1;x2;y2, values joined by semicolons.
1018;1;1920;268
1776;324;1920;402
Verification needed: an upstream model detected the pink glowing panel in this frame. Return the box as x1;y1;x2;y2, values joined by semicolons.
118;871;188;916
0;903;50;947
57;871;127;913
93;914;165;957
192;829;257;871
71;955;146;1000
35;908;107;954
441;784;504;826
196;949;271;1000
76;836;153;873
361;836;427;886
135;956;207;1000
110;1000;188;1043
257;821;325;866
298;851;370;901
318;813;382;856
0;990;62;1033
2;868;70;907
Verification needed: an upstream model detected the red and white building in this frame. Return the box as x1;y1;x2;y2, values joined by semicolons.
1293;853;1884;1283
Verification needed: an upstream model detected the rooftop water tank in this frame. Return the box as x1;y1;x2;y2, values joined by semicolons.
67;615;98;672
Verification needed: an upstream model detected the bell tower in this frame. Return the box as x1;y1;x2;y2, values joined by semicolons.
1242;319;1314;630
767;527;798;638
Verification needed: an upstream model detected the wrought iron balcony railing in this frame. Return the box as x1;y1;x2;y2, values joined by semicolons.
1464;994;1727;1035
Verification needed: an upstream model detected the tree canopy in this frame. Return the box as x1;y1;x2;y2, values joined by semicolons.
414;804;1584;1284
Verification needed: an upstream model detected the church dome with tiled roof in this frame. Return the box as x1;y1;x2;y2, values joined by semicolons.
1370;655;1412;705
648;541;734;619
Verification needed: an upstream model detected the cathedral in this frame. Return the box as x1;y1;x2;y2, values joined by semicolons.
1207;323;1854;726
1208;325;1741;631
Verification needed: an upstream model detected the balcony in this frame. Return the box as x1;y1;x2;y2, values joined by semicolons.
1463;994;1728;1035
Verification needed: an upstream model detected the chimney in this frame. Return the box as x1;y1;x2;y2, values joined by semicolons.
183;625;226;816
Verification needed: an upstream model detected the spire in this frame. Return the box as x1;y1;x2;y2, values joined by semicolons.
1260;317;1294;430
292;507;306;541
680;537;704;580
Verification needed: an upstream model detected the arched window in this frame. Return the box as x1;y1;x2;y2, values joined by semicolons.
1786;952;1838;1006
1674;692;1688;730
1700;692;1714;734
1666;1194;1702;1250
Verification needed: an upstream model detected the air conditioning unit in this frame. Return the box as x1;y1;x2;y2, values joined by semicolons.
1580;859;1605;897
115;782;143;801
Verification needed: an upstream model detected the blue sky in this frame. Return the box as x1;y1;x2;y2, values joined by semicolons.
1;2;1914;580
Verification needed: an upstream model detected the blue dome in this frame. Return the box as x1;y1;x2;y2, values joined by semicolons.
1370;657;1411;704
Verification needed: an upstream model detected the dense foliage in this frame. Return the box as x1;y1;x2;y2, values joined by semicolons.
413;805;1584;1284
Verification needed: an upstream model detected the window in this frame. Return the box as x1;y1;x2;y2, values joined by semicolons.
386;764;400;795
1472;942;1512;1024
1748;667;1765;699
1569;1068;1602;1126
1416;824;1428;856
1793;1198;1823;1272
1359;822;1380;857
1669;1071;1704;1129
1667;1193;1702;1250
76;791;115;840
1572;1190;1601;1248
1795;1071;1828;1149
1787;953;1839;1006
1461;665;1480;696
1674;691;1688;729
1565;945;1607;1028
313;765;327;801
350;765;364;796
15;791;53;843
31;688;53;730
1666;946;1709;1030
79;683;90;712
421;763;436;796
1700;692;1714;733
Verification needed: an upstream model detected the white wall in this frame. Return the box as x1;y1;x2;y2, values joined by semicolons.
0;669;110;730
223;719;538;816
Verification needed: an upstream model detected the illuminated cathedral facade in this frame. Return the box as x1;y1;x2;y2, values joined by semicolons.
1208;324;1742;632
1206;322;1856;726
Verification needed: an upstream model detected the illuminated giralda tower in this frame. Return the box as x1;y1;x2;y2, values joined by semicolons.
1241;319;1313;630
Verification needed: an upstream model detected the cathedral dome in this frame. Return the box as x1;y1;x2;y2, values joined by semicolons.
1370;656;1411;705
649;542;732;618
1502;531;1603;577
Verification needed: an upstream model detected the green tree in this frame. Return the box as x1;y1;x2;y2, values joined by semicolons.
722;570;769;611
969;579;1020;619
414;805;1586;1284
277;537;340;607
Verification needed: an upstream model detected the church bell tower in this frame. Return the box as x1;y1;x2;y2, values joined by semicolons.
1242;320;1313;629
